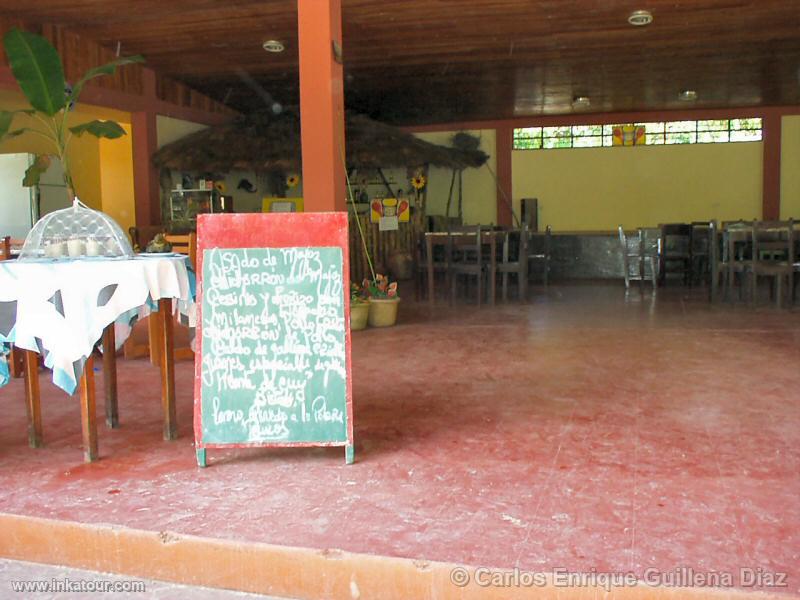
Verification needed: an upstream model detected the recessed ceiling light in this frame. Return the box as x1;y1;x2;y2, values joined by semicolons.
679;89;698;101
572;96;591;108
628;10;653;26
262;40;285;53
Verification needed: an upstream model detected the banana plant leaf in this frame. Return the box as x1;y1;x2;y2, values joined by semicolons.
0;111;14;139
0;109;36;139
3;29;66;117
23;154;52;187
69;120;126;139
69;55;144;102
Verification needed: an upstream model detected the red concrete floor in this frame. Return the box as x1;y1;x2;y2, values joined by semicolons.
0;283;798;596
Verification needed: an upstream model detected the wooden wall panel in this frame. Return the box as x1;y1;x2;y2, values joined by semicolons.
42;24;144;96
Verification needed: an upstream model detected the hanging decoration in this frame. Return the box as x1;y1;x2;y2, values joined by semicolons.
410;172;427;190
370;197;410;226
286;173;301;188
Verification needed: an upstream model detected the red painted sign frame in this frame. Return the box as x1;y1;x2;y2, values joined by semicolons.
193;212;354;466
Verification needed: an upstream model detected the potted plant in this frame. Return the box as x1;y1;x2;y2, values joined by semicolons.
0;28;143;198
350;282;370;331
365;274;400;327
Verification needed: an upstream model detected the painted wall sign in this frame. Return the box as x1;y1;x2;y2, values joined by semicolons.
370;197;410;224
194;213;353;466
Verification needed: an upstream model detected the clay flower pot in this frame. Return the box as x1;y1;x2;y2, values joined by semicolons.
368;297;400;327
350;301;370;331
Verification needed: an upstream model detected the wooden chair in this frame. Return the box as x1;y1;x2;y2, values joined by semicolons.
709;220;724;302
416;235;448;301
164;232;197;270
448;225;485;306
658;223;693;286
528;225;551;286
498;225;529;301
723;222;753;302
152;233;196;362
690;221;712;286
1;236;24;378
619;226;658;289
750;219;794;307
128;225;164;253
123;231;196;362
793;221;800;303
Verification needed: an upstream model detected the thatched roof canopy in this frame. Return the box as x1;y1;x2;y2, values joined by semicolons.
152;109;488;173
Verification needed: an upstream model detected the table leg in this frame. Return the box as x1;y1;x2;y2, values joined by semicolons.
23;350;42;448
79;356;98;463
9;345;23;378
158;298;177;441
102;324;118;428
148;312;163;366
426;236;435;306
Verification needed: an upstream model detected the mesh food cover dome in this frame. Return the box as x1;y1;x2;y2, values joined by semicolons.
20;199;134;259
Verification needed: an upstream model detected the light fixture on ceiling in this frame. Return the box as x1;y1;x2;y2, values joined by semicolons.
572;96;591;108
262;40;285;53
679;89;698;101
628;10;653;26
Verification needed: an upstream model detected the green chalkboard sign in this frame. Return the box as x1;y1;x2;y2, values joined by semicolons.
199;247;347;446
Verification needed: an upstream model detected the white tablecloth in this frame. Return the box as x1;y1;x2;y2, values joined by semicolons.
0;255;194;394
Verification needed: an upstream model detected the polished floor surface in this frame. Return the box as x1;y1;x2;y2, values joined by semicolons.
0;284;798;595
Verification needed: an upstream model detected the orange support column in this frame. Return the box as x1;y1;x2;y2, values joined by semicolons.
132;70;161;227
495;126;513;227
131;110;160;227
761;108;782;220
297;0;346;212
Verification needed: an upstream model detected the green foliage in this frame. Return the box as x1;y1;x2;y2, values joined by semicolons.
3;29;66;116
69;120;127;139
360;274;398;299
69;56;144;101
0;28;143;192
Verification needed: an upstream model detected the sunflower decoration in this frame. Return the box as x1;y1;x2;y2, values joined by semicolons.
410;172;427;190
286;173;301;188
214;181;227;194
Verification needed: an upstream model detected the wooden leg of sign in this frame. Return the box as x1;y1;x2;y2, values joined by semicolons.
158;298;177;441
23;350;42;448
345;444;355;464
102;324;119;429
196;448;207;468
79;356;98;463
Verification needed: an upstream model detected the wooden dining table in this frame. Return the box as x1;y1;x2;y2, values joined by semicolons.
0;255;193;462
424;230;500;305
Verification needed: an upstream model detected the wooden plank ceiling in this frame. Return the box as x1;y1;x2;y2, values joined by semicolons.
1;0;798;125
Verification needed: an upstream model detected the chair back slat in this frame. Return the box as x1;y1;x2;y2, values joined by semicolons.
164;232;197;269
0;236;10;261
0;237;23;261
752;219;793;264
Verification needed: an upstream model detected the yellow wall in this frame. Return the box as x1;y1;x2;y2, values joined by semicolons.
414;129;497;225
0;90;134;218
99;123;135;234
0;112;103;210
780;116;800;220
512;142;763;231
